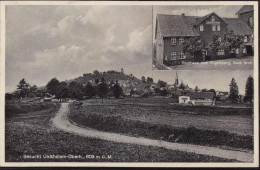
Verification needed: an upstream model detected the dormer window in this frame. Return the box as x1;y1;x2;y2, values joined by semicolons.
171;38;177;45
212;24;220;31
212;15;215;21
217;24;220;31
200;24;204;31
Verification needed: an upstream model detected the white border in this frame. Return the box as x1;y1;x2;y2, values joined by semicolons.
0;1;258;167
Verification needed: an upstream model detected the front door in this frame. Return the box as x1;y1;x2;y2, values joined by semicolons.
246;46;253;56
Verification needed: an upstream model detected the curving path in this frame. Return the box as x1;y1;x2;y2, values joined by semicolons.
52;103;254;162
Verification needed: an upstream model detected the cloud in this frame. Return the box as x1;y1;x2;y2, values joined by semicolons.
6;5;152;92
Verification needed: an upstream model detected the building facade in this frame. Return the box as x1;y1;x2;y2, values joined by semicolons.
155;5;254;66
179;92;216;105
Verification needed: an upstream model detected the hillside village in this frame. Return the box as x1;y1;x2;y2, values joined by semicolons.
6;68;253;106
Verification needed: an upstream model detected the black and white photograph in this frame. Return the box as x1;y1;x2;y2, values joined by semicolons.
0;1;258;168
153;5;254;70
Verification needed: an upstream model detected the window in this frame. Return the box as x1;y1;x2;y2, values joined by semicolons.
236;48;239;54
212;24;220;31
218;37;222;42
180;52;186;59
212;25;216;31
216;24;220;31
249;16;253;28
171;52;177;60
179;37;184;44
171;38;177;45
243;48;246;54
244;36;248;42
217;49;224;56
200;24;204;31
212;16;215;21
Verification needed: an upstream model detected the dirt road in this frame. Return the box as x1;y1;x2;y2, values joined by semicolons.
52;103;254;162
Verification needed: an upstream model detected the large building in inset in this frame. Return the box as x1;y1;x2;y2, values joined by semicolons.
155;5;254;66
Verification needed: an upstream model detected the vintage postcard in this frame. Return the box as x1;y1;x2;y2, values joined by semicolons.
0;1;258;168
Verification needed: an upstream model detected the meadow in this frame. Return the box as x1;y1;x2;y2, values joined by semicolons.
68;98;253;150
5;101;235;162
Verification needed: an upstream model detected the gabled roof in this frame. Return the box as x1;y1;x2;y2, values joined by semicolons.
188;92;215;100
193;12;227;26
236;5;254;15
157;14;200;37
224;18;253;35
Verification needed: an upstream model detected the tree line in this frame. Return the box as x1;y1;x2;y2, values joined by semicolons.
6;77;124;103
45;77;123;103
6;75;254;104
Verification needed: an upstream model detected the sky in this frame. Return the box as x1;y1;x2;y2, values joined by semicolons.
153;5;243;40
5;5;252;95
6;5;153;92
153;70;253;95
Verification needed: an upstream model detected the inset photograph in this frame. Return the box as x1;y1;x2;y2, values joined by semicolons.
153;5;254;70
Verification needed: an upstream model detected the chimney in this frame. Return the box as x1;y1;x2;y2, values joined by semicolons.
181;13;185;17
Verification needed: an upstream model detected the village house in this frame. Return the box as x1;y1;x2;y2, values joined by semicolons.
155;5;254;66
179;92;216;105
216;91;229;101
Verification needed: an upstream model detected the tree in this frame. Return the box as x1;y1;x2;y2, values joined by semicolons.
56;81;68;101
147;77;154;84
109;80;115;87
183;37;205;62
95;79;99;85
93;70;100;75
85;82;96;98
97;82;109;103
17;78;30;99
209;34;220;57
29;85;38;97
160;89;168;96
157;80;167;88
201;89;208;92
222;30;244;53
46;78;60;95
244;76;254;103
141;76;146;83
68;81;84;100
101;77;106;83
179;82;186;90
195;85;199;92
112;83;123;99
229;78;239;103
5;93;12;100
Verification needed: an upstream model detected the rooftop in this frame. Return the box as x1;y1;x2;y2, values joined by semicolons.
236;5;254;15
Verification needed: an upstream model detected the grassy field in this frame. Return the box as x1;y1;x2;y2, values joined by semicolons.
75;98;253;136
69;104;253;151
5;102;59;118
5;102;236;162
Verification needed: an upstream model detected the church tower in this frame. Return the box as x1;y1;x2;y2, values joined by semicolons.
174;72;179;87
